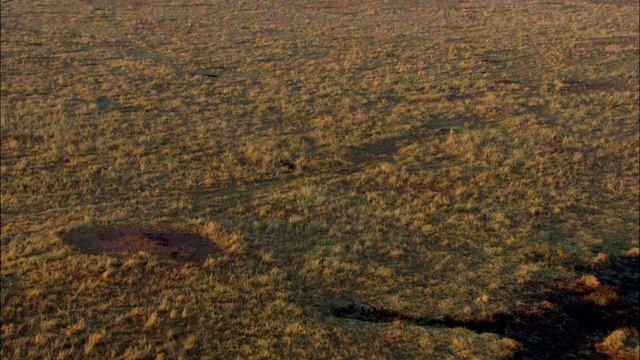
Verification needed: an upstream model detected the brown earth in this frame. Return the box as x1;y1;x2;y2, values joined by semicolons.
60;224;219;262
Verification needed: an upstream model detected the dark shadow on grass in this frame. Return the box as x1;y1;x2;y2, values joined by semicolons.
330;255;639;360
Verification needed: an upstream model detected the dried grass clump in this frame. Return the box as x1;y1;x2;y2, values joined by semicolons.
584;285;620;306
574;275;601;291
623;247;639;257
596;327;640;360
591;252;611;266
197;221;246;256
572;275;620;306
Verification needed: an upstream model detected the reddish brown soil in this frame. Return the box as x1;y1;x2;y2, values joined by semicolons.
61;224;218;262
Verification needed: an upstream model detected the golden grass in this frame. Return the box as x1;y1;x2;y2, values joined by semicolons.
597;327;640;360
1;0;638;358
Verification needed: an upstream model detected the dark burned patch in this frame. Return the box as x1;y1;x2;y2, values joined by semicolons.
331;255;639;360
60;223;219;262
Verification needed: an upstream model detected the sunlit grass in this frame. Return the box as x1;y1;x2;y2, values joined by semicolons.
1;0;638;358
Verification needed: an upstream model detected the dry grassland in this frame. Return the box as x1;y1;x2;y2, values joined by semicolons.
1;0;639;359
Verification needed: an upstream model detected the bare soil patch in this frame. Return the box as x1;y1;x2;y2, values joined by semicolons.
61;223;219;262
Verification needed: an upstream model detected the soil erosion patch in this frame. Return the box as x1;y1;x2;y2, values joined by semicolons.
61;223;219;262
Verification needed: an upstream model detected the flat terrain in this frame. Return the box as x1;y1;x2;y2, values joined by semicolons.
1;0;638;359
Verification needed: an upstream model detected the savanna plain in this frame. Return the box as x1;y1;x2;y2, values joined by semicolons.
1;0;639;359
